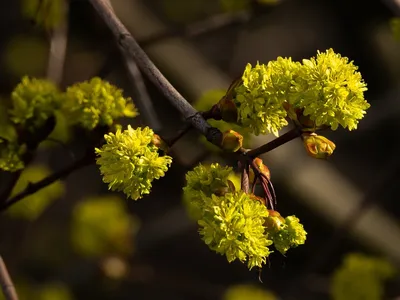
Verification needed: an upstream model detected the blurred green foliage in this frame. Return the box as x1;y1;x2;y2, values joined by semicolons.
2;35;47;78
331;253;396;300
21;0;64;30
0;99;18;142
0;281;73;300
160;0;219;24
391;18;400;41
223;284;277;300
160;0;279;24
220;0;279;12
70;195;140;257
39;110;72;149
6;164;65;220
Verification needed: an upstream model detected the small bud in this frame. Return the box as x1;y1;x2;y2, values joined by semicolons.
221;130;243;152
249;157;271;183
152;134;169;154
302;133;336;159
218;97;238;123
264;210;285;231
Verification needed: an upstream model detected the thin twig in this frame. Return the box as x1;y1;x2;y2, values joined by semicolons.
247;127;302;158
46;0;69;86
0;153;94;212
0;171;22;205
138;10;252;47
0;4;69;203
163;123;193;148
0;117;56;204
119;48;162;131
0;256;19;300
88;0;223;147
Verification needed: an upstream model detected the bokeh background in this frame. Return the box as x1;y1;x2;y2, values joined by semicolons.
1;0;400;299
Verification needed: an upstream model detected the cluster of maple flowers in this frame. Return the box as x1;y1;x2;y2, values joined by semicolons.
1;48;370;270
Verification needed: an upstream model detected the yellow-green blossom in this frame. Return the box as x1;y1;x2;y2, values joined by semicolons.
234;60;295;136
266;215;307;255
199;191;272;270
331;253;396;300
231;49;369;134
290;49;369;130
183;163;239;221
95;125;172;200
183;163;234;220
62;77;138;130
9;76;61;129
0;139;26;172
183;163;233;197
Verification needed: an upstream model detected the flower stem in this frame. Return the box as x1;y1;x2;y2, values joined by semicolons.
247;127;302;158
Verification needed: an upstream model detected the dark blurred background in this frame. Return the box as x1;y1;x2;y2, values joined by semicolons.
1;0;400;299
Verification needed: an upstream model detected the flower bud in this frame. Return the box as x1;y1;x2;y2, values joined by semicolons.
152;134;169;154
302;133;336;159
249;157;271;183
264;210;285;232
221;130;243;152
218;97;238;123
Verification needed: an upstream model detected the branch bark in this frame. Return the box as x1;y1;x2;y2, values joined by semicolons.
0;152;94;213
0;256;18;300
119;49;162;131
46;0;69;86
247;127;302;158
88;0;223;146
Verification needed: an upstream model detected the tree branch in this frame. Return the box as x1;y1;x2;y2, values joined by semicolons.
138;10;251;47
119;48;162;131
0;152;94;213
88;0;223;147
46;0;69;86
246;127;302;158
0;255;18;300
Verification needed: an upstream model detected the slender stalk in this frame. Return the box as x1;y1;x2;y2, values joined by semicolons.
46;0;69;86
163;123;193;148
120;48;162;132
247;127;302;158
88;0;223;146
138;10;251;47
0;154;94;213
0;256;19;300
